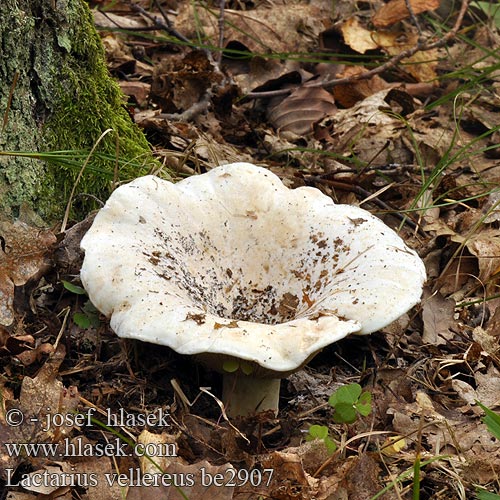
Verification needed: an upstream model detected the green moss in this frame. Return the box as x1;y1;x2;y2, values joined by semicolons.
39;0;157;217
0;0;159;220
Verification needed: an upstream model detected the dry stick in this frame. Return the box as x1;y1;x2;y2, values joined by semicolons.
246;0;470;100
158;91;212;122
405;0;423;36
217;0;226;66
129;3;191;44
152;0;173;28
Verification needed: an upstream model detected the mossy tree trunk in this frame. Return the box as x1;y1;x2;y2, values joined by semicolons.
0;0;156;220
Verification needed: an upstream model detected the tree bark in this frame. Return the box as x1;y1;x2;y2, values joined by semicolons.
0;0;156;220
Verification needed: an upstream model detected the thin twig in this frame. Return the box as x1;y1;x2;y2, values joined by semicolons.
405;0;422;36
246;0;469;100
152;0;173;28
157;91;212;121
217;0;226;66
129;3;191;44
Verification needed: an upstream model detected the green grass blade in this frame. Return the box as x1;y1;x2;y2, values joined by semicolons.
476;401;500;440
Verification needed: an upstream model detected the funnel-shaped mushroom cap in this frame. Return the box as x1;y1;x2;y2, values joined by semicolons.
80;163;425;373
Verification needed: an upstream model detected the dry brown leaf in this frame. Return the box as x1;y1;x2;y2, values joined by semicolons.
382;32;439;82
0;332;34;357
150;50;222;114
341;16;381;53
323;17;394;57
338;16;438;82
233;59;302;95
485;305;500;337
2;493;37;500
464;228;500;292
473;326;500;361
294;441;334;479
14;342;55;366
423;217;456;236
344;454;388;500
18;344;79;439
332;66;388;108
17;465;72;495
100;34;153;76
429;418;497;454
17;456;123;500
449;25;500;80
74;456;124;500
287;371;339;411
0;218;56;326
267;85;336;136
422;289;456;345
259;442;392;500
125;460;236;500
462;454;500;485
482;190;500;223
389;388;500;463
372;0;441;29
475;365;500;408
452;378;477;405
176;3;331;55
0;344;79;478
119;81;150;107
318;89;414;166
191;135;255;166
340;17;398;54
436;250;479;297
260;449;318;497
339;18;438;82
138;429;184;473
55;214;96;276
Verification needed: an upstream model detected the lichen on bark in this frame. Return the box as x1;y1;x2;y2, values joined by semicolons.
0;0;157;220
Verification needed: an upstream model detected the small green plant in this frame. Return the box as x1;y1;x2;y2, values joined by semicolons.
477;401;500;440
306;383;372;454
306;424;337;454
475;402;500;500
474;2;500;28
62;280;100;329
73;301;100;329
477;493;500;500
329;382;372;424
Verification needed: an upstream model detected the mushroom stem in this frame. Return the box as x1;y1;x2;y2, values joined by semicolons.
222;374;281;417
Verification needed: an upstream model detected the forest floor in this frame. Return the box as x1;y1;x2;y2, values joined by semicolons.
2;0;500;499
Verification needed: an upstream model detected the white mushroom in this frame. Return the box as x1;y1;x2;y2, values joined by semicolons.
80;163;426;416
